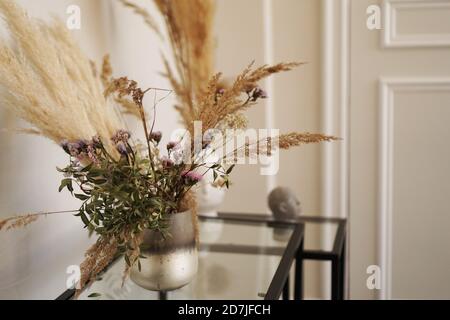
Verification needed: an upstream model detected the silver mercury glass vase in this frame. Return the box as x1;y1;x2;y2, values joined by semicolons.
130;210;198;292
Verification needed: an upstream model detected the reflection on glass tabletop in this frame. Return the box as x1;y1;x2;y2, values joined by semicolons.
76;217;297;300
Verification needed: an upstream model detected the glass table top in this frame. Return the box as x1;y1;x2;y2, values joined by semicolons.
77;217;297;300
0;212;345;300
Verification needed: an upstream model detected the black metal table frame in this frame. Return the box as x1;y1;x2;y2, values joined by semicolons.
213;213;347;300
198;213;305;300
57;212;346;301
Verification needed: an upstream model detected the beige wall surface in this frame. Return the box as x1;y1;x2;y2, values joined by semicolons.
214;0;324;299
215;0;323;218
349;0;450;299
0;0;107;299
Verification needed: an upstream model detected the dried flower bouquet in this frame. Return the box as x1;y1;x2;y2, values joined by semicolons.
0;0;337;295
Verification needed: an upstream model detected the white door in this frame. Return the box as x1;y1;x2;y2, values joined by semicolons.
326;0;450;299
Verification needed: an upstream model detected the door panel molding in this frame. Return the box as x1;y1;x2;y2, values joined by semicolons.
378;77;450;299
383;0;450;48
321;0;351;299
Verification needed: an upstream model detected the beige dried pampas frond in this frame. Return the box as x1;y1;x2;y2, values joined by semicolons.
100;54;142;119
123;0;216;122
189;62;302;135
276;132;340;150
77;237;118;297
154;0;215;96
0;215;39;231
101;54;113;89
0;127;42;136
239;132;340;159
0;1;122;153
123;0;337;155
0;210;79;232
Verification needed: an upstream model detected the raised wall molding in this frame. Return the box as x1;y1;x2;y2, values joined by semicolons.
383;0;450;48
378;78;450;299
321;0;351;299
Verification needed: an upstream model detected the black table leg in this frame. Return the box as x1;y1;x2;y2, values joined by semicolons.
332;257;340;300
294;238;304;300
283;276;290;300
339;237;346;300
159;291;168;300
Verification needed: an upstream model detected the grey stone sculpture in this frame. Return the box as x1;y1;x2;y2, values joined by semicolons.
268;187;302;241
268;187;302;220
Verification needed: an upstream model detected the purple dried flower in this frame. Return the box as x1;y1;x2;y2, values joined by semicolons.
112;130;131;145
259;90;268;99
150;131;162;144
60;140;70;155
116;142;128;156
77;140;88;150
65;141;86;157
161;156;174;169
167;141;178;151
92;135;102;148
61;137;100;162
252;87;268;101
181;170;203;183
86;144;100;165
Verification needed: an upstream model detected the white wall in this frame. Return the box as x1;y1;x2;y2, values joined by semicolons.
0;0;108;299
324;0;450;299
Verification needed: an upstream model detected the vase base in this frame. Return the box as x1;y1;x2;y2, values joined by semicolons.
130;248;198;292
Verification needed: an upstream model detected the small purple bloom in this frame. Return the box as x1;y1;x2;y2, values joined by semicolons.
150;131;162;144
252;87;268;101
92;135;102;148
112;129;131;145
61;139;92;157
68;141;84;157
181;170;203;183
167;141;178;151
161;156;174;169
116;142;128;156
79;140;88;149
217;88;225;95
86;144;100;165
60;140;70;155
